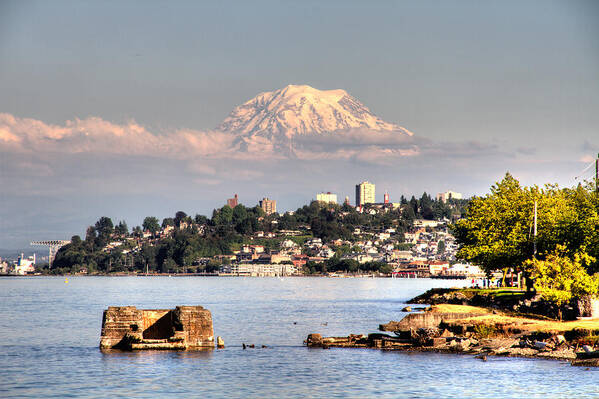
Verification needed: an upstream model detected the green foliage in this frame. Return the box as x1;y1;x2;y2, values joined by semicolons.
52;194;470;274
527;246;598;306
437;240;445;254
452;173;599;279
303;257;391;275
474;324;497;338
142;216;160;234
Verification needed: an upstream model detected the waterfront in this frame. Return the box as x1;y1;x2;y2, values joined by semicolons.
1;277;598;398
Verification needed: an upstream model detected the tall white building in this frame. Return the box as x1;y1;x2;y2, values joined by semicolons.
355;181;375;206
436;191;463;203
316;192;337;204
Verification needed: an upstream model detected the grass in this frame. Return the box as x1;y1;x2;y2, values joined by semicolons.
449;313;599;333
429;304;491;314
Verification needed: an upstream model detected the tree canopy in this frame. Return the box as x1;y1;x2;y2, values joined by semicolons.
452;173;599;290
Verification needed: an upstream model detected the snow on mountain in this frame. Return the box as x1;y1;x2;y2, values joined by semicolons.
217;85;413;151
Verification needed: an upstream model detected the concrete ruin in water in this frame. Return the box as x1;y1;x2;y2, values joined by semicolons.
100;305;214;350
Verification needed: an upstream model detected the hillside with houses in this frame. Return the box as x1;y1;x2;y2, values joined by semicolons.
46;195;479;277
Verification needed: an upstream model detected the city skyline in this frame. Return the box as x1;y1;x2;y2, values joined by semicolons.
1;1;598;249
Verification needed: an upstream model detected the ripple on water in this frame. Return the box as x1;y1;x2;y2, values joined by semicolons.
1;277;598;398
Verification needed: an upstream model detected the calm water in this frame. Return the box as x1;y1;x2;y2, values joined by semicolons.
1;276;597;398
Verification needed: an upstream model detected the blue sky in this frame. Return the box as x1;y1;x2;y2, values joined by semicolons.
1;0;598;250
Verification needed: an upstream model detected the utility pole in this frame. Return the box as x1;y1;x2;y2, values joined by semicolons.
533;200;537;257
596;152;599;193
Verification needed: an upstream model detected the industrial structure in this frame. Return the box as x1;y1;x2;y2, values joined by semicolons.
30;240;71;266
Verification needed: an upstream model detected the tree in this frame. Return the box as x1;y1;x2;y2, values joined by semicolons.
132;226;143;237
95;217;114;238
162;218;175;228
420;192;434;220
452;173;599;291
437;240;445;254
115;220;128;236
174;211;188;227
212;206;233;226
142;217;161;234
452;173;538;288
194;214;208;225
526;246;598;318
71;235;82;246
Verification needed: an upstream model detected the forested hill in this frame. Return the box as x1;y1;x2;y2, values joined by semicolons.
50;194;467;274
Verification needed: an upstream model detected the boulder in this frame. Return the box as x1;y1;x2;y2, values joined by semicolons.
379;321;402;332
534;341;548;350
306;333;323;346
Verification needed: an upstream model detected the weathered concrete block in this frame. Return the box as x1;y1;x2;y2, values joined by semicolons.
100;305;214;350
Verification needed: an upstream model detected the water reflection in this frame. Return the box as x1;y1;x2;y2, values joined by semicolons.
100;348;214;361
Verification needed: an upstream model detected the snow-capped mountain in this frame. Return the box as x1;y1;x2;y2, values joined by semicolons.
217;85;412;151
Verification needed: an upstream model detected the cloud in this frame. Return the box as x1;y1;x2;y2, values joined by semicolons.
1;113;507;167
288;128;503;164
0;113;234;158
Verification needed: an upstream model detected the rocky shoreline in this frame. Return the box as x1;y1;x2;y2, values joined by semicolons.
305;288;599;367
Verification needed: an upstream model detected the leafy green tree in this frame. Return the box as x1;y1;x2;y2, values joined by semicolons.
174;211;188;227
142;217;161;234
212;206;233;226
437;240;445;254
95;217;114;237
115;220;128;236
526;246;598;318
132;226;143;237
453;173;599;290
194;214;208;225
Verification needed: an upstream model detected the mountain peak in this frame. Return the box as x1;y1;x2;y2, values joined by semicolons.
217;85;413;149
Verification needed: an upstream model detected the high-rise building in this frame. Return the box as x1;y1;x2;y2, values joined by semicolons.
226;194;239;208
355;181;375;206
436;191;463;203
316;192;337;204
259;197;277;215
384;191;389;204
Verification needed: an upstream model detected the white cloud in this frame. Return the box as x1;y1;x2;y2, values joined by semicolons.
0;113;234;158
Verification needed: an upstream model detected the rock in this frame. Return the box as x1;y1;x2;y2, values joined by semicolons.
440;329;454;338
402;306;412;312
583;345;593;353
505;347;538;357
458;339;471;351
534;341;548;350
217;336;225;348
379;321;402;332
306;333;323;346
572;358;599;367
555;335;566;345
